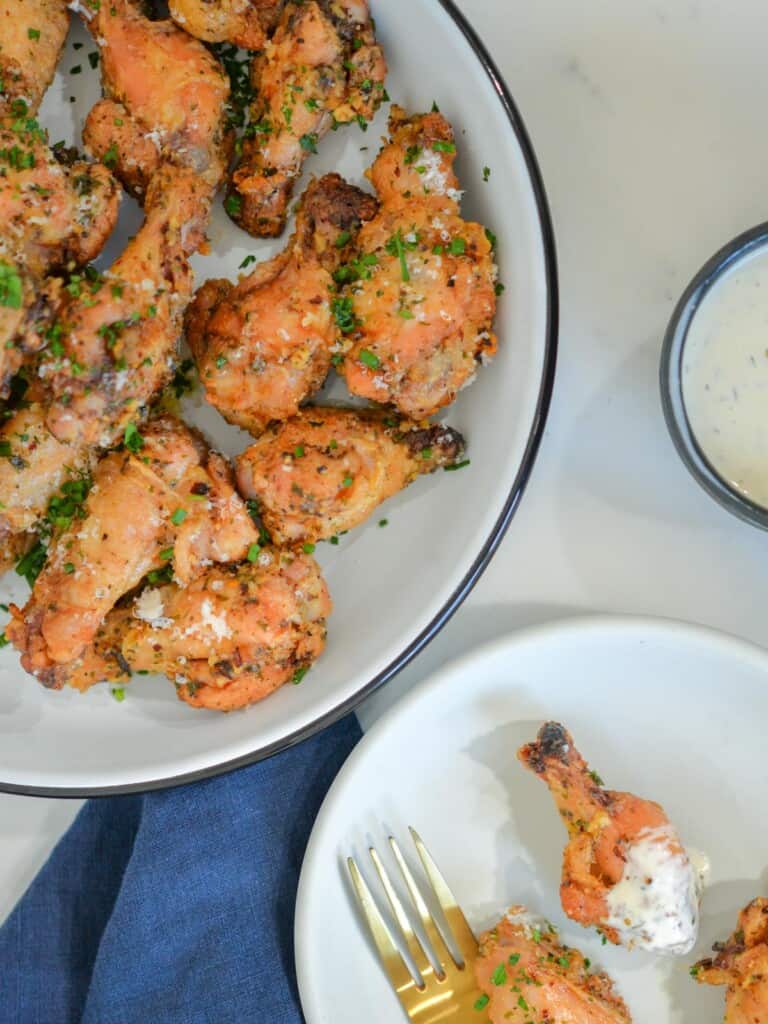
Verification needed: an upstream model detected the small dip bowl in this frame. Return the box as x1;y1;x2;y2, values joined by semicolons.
661;221;768;530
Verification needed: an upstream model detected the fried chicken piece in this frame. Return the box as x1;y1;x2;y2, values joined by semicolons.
693;897;768;1022
78;0;231;198
476;908;632;1024
42;166;210;449
187;173;376;434
168;0;280;48
119;551;331;710
518;723;705;955
0;119;120;395
235;407;465;545
7;415;258;689
0;403;92;542
228;0;386;237
339;106;498;419
0;0;68;115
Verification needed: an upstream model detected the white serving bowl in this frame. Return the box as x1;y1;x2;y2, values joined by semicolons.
0;0;557;794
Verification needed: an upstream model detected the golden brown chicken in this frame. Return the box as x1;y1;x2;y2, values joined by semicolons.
228;0;386;237
168;0;280;49
692;897;768;1023
0;403;92;554
77;0;232;198
186;173;376;434
235;406;465;545
42;165;210;449
7;415;258;689
518;723;705;955
339;106;498;419
111;550;331;711
475;908;632;1024
0;0;68;116
0;118;120;395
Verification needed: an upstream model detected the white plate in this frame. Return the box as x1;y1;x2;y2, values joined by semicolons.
295;616;768;1023
0;1;556;794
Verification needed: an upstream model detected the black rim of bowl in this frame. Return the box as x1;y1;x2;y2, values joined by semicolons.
2;0;560;798
661;220;768;530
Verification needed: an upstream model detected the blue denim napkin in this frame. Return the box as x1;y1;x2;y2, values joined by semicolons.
0;714;361;1024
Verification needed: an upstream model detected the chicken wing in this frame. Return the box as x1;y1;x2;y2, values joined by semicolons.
339;106;498;419
42;165;210;449
7;414;258;689
692;897;768;1023
475;908;632;1024
518;723;705;955
168;0;280;49
186;173;376;434
228;0;386;237
77;0;231;198
0;0;68;116
235;406;465;544
119;550;330;710
0;119;120;395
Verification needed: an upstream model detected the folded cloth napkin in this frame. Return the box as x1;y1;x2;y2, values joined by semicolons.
0;714;361;1024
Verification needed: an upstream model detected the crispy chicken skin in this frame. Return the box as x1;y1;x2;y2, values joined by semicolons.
0;403;91;543
187;173;377;434
235;407;465;544
519;722;702;954
340;106;498;419
0;0;69;115
476;909;632;1024
42;166;210;449
7;415;258;689
228;0;386;237
78;0;231;197
118;551;331;710
168;0;280;49
0;120;120;395
693;897;768;1023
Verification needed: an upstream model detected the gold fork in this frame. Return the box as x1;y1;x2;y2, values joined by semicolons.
347;827;483;1022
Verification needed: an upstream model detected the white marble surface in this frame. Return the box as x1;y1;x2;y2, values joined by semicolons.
4;0;768;924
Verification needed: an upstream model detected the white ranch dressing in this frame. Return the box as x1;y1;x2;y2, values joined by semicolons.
605;827;708;955
683;246;768;507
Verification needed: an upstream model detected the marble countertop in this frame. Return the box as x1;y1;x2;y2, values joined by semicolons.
4;0;768;924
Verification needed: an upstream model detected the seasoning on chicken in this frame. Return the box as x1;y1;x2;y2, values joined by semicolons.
168;0;280;49
475;908;632;1024
692;897;768;1023
228;0;386;237
0;119;120;395
119;551;331;711
42;165;210;450
186;173;377;434
236;406;465;545
6;415;258;690
0;0;68;116
339;105;498;419
518;722;705;955
77;0;232;198
0;403;92;556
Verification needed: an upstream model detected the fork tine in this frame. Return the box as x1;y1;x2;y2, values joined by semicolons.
346;856;422;997
369;846;443;982
389;835;457;971
409;827;478;966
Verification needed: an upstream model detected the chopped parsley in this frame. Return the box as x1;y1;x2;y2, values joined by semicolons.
247;543;261;562
448;237;466;256
432;140;456;154
171;508;187;526
335;230;352;249
239;254;257;269
589;769;604;786
225;193;242;218
490;964;507;986
111;687;126;702
63;562;75;574
331;296;358;334
302;542;316;554
359;349;380;369
385;229;410;282
473;995;489;1011
28;28;41;40
0;262;23;310
444;459;470;472
292;667;308;685
483;165;491;181
123;422;144;454
159;547;174;562
299;132;318;153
